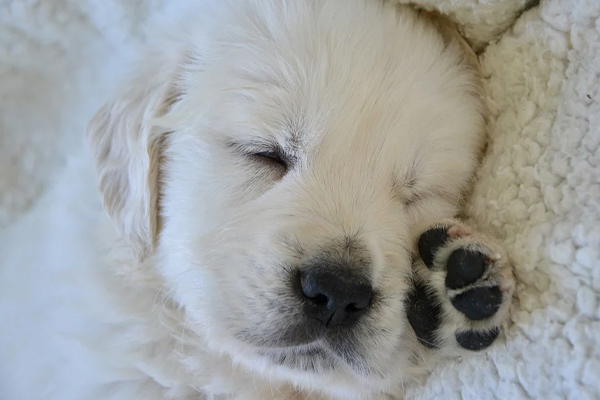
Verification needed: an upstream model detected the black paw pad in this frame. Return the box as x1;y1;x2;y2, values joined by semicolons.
445;249;487;290
418;227;449;269
451;287;503;320
406;280;442;349
456;328;499;351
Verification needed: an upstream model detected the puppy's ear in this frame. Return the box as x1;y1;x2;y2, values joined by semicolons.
87;58;179;260
417;8;486;121
417;9;482;80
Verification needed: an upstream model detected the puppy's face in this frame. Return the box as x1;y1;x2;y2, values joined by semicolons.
89;1;484;396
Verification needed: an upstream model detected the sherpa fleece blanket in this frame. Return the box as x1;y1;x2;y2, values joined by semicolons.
1;0;598;399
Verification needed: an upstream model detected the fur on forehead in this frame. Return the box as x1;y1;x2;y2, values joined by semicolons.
160;0;483;154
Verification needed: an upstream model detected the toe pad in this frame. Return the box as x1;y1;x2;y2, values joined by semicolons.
451;287;502;320
456;328;499;351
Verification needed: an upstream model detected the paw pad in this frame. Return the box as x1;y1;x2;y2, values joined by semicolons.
451;286;502;320
455;328;499;351
417;226;449;269
408;224;512;352
445;248;487;289
406;279;442;349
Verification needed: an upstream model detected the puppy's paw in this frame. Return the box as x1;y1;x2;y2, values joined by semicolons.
406;220;515;351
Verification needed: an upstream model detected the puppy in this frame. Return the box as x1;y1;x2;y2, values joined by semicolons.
0;0;515;399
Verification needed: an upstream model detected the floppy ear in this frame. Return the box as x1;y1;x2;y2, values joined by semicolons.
87;58;179;261
417;9;482;87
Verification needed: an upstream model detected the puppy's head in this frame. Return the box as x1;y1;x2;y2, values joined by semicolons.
88;0;484;397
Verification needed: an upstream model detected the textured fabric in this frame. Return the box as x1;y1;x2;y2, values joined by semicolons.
393;0;529;50
406;1;600;398
1;0;598;399
0;0;165;225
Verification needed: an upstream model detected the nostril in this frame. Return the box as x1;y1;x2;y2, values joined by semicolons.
308;293;329;306
345;303;359;313
298;268;374;327
344;298;371;313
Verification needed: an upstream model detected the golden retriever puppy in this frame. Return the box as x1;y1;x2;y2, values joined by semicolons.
0;0;515;399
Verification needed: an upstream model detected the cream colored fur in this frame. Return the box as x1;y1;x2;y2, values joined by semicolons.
0;1;507;399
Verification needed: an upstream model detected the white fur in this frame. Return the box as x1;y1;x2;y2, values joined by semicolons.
0;1;485;399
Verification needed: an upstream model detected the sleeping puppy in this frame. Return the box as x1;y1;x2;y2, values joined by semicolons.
0;0;515;399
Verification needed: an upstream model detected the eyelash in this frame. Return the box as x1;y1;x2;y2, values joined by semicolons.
231;142;289;171
253;150;288;169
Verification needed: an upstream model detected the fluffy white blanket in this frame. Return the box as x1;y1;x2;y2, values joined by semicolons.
1;0;598;399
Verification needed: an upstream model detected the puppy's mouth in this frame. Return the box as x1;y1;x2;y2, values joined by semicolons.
258;342;378;377
258;343;337;372
255;338;379;378
231;303;382;375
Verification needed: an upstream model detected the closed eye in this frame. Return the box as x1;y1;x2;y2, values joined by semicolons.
253;150;288;169
392;174;423;207
229;142;291;172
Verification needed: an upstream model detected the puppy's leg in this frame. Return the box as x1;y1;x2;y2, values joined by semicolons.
406;219;515;352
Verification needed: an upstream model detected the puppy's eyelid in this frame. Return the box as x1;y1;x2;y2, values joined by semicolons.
392;175;422;207
229;141;290;169
254;150;288;168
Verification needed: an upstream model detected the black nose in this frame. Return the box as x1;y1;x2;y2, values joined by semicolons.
299;269;373;328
